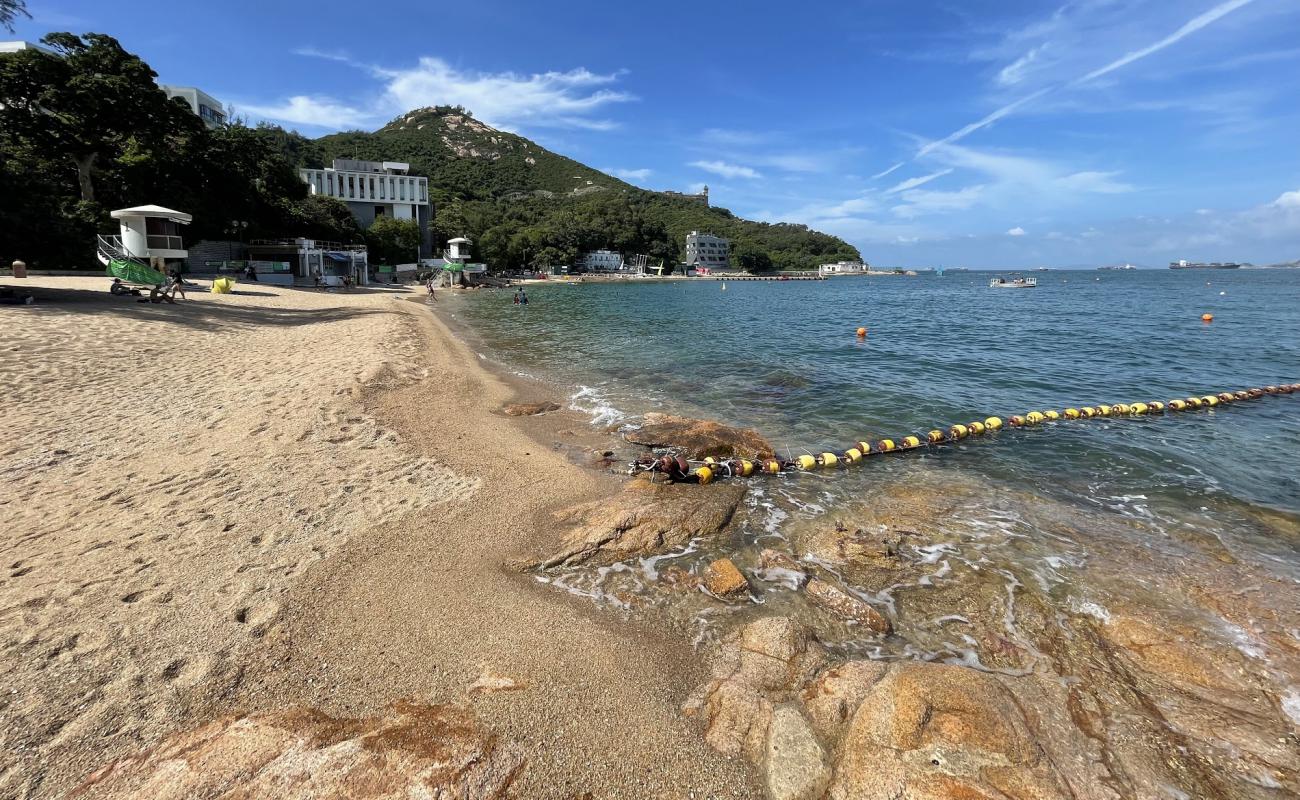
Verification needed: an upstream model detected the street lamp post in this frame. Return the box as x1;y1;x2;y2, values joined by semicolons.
223;220;248;271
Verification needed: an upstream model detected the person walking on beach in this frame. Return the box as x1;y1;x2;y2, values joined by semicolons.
426;276;437;301
167;267;186;300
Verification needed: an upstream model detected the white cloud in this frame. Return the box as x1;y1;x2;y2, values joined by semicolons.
243;52;634;132
1054;170;1134;194
886;169;954;194
872;163;905;179
1007;226;1027;236
239;95;371;129
604;167;652;181
1273;189;1300;208
1075;0;1258;85
689;160;762;179
915;89;1050;158
892;185;987;218
998;43;1050;86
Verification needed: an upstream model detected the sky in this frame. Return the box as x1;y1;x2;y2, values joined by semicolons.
12;0;1300;267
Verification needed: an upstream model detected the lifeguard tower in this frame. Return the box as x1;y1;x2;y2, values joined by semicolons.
96;205;192;285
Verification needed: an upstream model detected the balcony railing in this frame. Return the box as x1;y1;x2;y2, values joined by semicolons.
147;234;185;251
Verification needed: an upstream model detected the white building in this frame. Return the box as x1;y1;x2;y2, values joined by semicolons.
819;261;869;275
159;85;226;128
95;205;191;280
0;40;56;55
579;249;625;272
299;159;432;257
685;231;730;269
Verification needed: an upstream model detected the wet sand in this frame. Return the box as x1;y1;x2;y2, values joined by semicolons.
0;277;756;799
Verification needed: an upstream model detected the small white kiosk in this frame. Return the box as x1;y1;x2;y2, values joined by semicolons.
106;205;192;272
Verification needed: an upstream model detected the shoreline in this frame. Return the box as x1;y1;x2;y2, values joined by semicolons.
0;276;756;798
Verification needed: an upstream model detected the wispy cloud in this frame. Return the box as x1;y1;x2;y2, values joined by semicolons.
915;90;1050;158
1074;0;1257;84
604;167;653;181
242;52;634;132
997;43;1050;86
872;163;904;179
892;185;987;218
689;160;762;179
886;168;954;194
1007;226;1027;236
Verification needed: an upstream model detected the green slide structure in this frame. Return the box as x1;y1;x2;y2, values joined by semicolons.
105;259;166;286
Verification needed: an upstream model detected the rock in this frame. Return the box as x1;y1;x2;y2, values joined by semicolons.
703;558;750;598
800;660;889;744
686;678;774;764
658;565;703;591
539;475;746;568
502;401;561;416
468;667;527;695
765;705;831;800
735;617;828;694
804;578;891;634
828;662;1066;800
758;549;809;588
68;701;524;800
623;412;775;460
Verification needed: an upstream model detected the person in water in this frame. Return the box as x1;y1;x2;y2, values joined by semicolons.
513;290;520;305
519;288;528;305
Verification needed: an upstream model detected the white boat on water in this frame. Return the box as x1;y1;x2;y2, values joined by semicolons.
990;276;1037;289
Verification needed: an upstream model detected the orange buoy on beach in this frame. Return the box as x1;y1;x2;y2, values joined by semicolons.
1201;313;1214;322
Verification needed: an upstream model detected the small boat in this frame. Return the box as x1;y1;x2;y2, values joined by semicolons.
990;276;1037;289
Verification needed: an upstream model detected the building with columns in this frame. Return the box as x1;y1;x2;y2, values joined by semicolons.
299;159;433;257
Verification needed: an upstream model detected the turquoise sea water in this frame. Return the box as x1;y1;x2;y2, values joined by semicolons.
454;270;1299;516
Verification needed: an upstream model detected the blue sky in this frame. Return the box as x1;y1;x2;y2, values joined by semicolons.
14;0;1300;267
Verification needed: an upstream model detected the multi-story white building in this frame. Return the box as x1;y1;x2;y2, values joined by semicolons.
685;231;730;269
299;159;432;257
579;249;625;272
159;85;226;128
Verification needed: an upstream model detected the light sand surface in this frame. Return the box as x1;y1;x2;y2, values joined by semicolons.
0;277;756;799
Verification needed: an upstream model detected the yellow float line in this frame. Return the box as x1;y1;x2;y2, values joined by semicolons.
682;383;1299;485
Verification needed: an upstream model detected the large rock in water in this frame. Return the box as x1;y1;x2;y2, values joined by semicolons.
67;702;525;799
539;474;746;567
624;413;775;459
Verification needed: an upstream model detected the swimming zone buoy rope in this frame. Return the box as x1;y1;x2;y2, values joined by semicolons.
629;383;1300;485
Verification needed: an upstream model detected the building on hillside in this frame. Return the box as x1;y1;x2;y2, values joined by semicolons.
661;186;709;206
685;231;730;270
579;249;625;272
0;40;57;55
299;159;432;258
159;85;226;128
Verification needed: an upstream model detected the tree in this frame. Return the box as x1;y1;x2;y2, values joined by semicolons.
733;244;774;272
1;0;29;32
365;216;421;265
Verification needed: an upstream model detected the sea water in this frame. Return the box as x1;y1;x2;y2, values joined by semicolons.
447;270;1300;661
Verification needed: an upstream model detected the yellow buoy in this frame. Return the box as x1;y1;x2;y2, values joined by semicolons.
738;460;755;476
1201;395;1219;407
1148;401;1165;413
820;452;840;468
1080;407;1096;418
856;327;867;337
763;460;782;474
1110;403;1129;416
902;435;921;449
878;439;896;452
1186;397;1202;408
1044;410;1061;421
1217;392;1233;403
796;454;818;470
1064;408;1080;419
1096;404;1112;416
1201;313;1213;322
1130;402;1149;415
1169;399;1187;411
985;416;1003;431
1025;412;1045;424
949;424;969;439
926;430;945;444
1009;415;1026;427
844;448;863;463
704;456;717;464
968;421;986;435
695;466;714;485
856;440;873;455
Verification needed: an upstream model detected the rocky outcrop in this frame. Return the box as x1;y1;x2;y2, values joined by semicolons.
539;474;745;568
623;413;775;460
803;578;891;633
68;701;524;799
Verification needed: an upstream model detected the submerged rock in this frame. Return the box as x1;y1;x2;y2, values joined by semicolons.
539;474;745;568
804;578;891;634
68;701;525;799
703;558;750;599
623;412;775;460
502;401;561;416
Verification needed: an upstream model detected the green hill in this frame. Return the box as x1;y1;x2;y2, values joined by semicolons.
313;106;861;272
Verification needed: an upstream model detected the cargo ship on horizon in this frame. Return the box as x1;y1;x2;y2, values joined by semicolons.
1169;259;1242;269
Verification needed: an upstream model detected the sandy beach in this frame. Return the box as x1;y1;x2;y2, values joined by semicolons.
0;276;755;799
